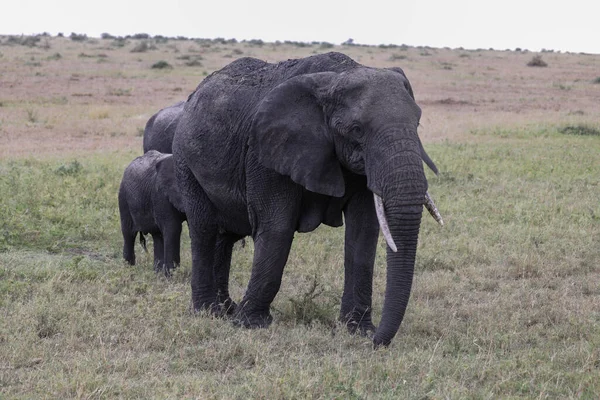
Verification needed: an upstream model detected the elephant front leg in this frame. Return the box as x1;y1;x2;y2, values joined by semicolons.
234;229;295;328
340;190;379;336
122;230;136;266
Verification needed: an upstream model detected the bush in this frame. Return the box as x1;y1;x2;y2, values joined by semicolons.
593;77;600;84
184;59;203;67
389;54;407;61
559;125;600;136
111;38;128;48
6;35;40;47
247;39;264;47
55;160;82;176
69;32;88;42
131;41;149;53
151;60;172;69
527;55;547;67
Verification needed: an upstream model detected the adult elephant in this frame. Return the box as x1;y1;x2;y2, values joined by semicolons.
143;101;185;153
173;52;443;347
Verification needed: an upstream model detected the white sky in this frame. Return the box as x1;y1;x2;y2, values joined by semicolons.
2;0;600;54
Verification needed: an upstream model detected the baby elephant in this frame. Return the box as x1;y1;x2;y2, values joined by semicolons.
118;150;186;276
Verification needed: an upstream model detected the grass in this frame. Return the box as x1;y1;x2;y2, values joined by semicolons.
1;35;599;398
1;130;599;398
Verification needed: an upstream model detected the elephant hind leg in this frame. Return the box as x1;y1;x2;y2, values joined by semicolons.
213;232;245;316
176;161;219;311
161;220;183;278
151;233;164;273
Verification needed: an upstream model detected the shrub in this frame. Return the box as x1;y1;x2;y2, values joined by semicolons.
112;38;128;48
69;32;88;42
527;55;547;67
131;33;150;39
131;41;149;53
184;59;203;67
559;125;600;136
389;54;407;61
6;35;40;47
151;60;172;69
320;42;334;49
55;160;82;176
247;39;264;47
593;77;600;84
101;33;115;39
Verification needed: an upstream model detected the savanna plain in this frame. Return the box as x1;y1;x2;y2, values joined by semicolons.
0;34;599;399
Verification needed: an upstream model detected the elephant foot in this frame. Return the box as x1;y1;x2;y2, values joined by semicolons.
214;295;237;317
191;296;218;314
341;309;376;337
232;301;273;328
154;263;174;278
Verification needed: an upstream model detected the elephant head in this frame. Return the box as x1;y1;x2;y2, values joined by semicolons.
252;67;442;346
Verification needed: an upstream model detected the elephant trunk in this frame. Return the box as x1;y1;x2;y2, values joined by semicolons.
372;199;423;347
366;129;427;347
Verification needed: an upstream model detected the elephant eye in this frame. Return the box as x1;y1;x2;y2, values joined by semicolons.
349;124;364;137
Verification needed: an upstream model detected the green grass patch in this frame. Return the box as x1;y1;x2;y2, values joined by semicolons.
1;131;599;397
0;156;125;253
560;124;600;136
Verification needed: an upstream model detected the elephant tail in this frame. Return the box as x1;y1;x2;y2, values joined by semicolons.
139;233;148;252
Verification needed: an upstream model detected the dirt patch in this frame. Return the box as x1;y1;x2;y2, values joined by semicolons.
1;37;600;157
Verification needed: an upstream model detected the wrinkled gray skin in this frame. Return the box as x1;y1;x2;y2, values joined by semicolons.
143;101;185;153
173;52;438;347
118;150;186;276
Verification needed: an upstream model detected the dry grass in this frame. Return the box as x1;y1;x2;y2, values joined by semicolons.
1;36;599;398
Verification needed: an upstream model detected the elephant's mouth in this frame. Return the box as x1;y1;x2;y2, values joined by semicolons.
373;192;443;252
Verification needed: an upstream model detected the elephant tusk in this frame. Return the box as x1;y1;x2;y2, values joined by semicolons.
373;193;398;253
424;192;444;226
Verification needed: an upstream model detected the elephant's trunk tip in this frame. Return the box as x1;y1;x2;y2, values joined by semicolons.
424;192;444;226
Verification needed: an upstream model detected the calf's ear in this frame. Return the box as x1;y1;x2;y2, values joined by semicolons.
155;156;185;214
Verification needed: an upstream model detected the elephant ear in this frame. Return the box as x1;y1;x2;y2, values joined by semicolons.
387;67;439;175
251;72;345;198
386;67;415;100
155;155;186;214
